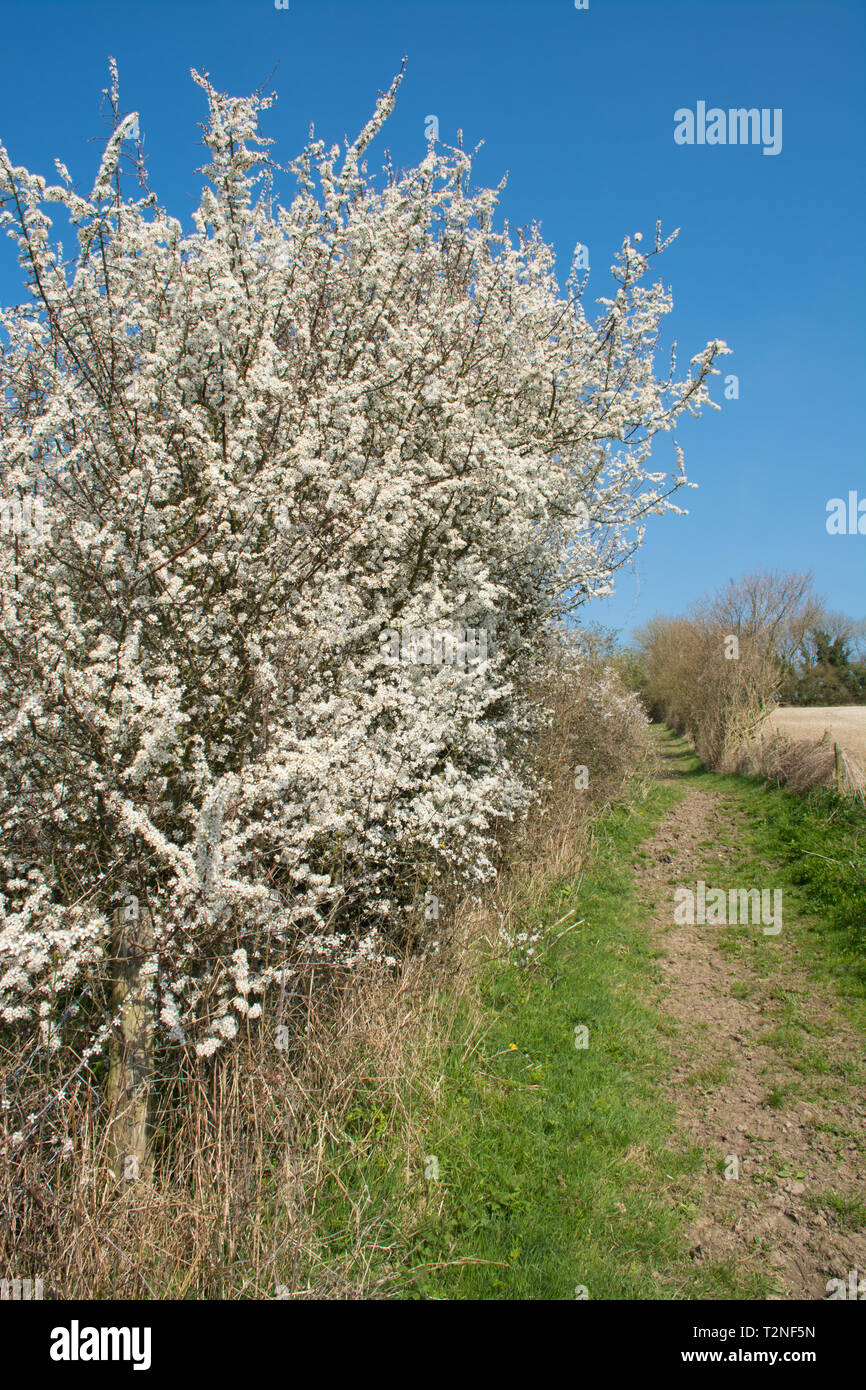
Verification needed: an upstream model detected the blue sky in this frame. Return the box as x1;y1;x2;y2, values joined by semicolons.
0;0;862;637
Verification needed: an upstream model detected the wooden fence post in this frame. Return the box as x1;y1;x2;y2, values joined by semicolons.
107;893;153;1184
834;742;844;795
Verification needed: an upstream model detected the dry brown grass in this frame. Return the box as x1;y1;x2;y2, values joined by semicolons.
730;708;866;800
763;706;866;769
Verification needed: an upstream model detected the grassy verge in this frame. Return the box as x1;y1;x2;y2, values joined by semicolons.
310;735;866;1300
653;727;866;1028
646;729;866;1271
737;781;866;1016
311;777;757;1299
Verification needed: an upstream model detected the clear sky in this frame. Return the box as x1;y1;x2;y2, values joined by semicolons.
0;0;863;637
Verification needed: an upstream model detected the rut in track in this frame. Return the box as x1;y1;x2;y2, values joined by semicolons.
639;745;866;1299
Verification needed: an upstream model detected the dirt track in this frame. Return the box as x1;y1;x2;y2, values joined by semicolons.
640;739;866;1298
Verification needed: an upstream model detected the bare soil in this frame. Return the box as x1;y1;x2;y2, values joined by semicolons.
639;745;866;1299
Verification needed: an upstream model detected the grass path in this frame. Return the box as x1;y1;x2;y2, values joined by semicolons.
317;729;866;1299
397;770;731;1300
641;729;866;1299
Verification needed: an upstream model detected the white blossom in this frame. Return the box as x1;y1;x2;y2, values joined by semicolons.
0;65;723;1057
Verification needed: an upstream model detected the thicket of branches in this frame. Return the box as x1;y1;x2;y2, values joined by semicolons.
0;60;723;1258
0;63;723;1057
632;570;863;770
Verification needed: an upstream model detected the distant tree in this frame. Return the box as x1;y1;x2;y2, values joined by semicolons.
780;610;866;705
635;571;820;765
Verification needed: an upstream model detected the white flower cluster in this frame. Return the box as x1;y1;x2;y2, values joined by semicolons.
0;67;723;1059
498;925;544;967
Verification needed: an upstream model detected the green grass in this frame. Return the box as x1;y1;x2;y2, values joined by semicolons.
653;727;866;1032
308;781;765;1300
411;793;744;1296
763;1086;787;1110
737;785;866;1013
402;792;704;1299
805;1191;866;1229
309;729;866;1300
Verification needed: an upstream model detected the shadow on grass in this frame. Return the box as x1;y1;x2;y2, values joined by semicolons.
650;726;706;780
